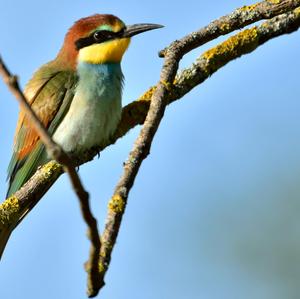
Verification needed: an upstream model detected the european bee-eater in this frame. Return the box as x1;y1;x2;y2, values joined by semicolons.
6;14;162;197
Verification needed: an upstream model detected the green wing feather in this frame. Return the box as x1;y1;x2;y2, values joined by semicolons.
6;63;77;197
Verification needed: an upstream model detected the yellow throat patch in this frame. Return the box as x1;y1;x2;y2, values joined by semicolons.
78;38;131;64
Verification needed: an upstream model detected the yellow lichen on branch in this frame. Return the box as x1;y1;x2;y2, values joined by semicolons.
294;6;300;15
41;160;63;179
0;196;20;226
239;3;260;11
268;0;281;4
139;86;156;101
108;194;125;213
202;27;259;74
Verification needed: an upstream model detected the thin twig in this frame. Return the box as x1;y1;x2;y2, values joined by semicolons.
159;0;300;57
0;57;101;295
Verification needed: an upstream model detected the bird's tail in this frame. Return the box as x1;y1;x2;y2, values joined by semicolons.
1;145;49;258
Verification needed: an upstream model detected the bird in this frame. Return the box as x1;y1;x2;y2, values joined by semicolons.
1;14;162;259
6;14;162;197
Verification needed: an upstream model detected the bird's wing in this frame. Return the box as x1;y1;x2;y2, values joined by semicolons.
7;63;77;196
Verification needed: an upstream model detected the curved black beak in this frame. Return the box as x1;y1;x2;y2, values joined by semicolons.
123;23;164;38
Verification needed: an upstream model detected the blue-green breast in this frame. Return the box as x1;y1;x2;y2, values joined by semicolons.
53;62;123;153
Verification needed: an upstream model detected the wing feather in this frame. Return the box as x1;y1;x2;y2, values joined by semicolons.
6;63;77;196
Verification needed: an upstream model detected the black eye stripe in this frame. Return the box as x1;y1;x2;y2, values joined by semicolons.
94;30;113;41
75;36;94;50
75;28;126;50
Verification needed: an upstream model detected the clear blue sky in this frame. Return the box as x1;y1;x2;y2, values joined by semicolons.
1;1;300;298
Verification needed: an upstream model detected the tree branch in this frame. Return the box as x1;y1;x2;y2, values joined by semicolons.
0;57;101;296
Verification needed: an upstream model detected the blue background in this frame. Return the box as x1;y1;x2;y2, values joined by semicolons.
1;1;300;298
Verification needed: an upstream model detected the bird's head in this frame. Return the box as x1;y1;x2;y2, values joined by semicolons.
56;14;162;69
